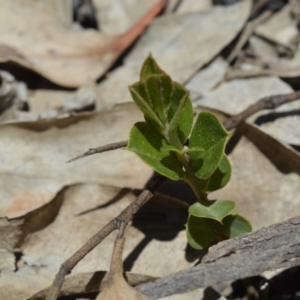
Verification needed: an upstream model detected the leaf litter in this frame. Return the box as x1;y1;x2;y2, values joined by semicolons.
1;1;300;299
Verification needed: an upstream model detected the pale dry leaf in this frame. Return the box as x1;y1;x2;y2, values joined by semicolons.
185;57;228;98
27;271;156;300
194;76;300;145
249;35;280;61
28;80;98;119
96;237;151;300
210;125;300;230
39;0;73;27
0;103;152;218
255;4;298;51
194;76;292;115
97;0;251;109
174;0;212;14
93;0;161;36
0;71;27;115
0;186;65;271
1;184;193;299
248;45;300;78
0;0;164;87
159;288;205;300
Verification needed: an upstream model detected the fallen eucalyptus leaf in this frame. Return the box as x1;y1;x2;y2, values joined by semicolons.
0;103;152;218
97;0;251;109
0;0;164;87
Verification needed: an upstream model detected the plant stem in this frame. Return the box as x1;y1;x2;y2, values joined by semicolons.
177;153;207;203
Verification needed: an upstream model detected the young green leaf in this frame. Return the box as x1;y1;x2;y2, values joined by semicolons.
140;54;166;81
167;83;193;144
186;216;216;249
188;200;235;222
145;74;173;122
189;112;229;180
129;83;163;130
127;122;185;180
214;214;252;239
177;96;193;145
199;155;232;192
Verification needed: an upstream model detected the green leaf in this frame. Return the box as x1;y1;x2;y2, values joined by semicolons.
189;112;229;180
186;216;216;249
177;97;193;144
199;155;232;192
129;83;163;129
127;122;185;180
140;54;166;81
167;83;193;145
188;200;235;222
145;74;173;123
215;214;252;239
160;143;182;154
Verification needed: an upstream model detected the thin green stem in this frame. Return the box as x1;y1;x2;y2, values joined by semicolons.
176;153;207;203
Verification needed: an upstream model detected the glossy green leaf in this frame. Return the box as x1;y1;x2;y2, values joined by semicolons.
189;200;235;222
162;82;194;146
215;214;252;240
129;83;163;129
145;75;173;122
189;112;229;180
160;143;182;154
140;54;166;81
186;216;216;249
177;96;193;144
127;122;185;180
199;155;232;192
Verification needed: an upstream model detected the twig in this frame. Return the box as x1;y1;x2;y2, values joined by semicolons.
66;140;128;163
136;215;300;298
46;176;166;300
223;90;300;130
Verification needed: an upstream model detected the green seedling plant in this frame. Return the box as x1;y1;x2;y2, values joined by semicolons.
127;54;251;249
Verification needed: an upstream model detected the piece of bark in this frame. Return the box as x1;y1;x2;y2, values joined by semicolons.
136;215;300;299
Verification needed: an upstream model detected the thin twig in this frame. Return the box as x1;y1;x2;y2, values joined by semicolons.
223;90;300;130
66;140;128;163
46;176;166;300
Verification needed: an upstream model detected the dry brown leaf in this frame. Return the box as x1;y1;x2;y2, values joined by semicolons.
0;103;152;218
97;0;251;109
1;184;193;299
194;76;300;145
210;125;300;230
0;0;165;87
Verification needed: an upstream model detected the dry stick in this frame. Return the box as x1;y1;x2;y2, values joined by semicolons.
46;176;166;300
223;90;300;130
68;90;300;164
67;140;128;163
136;215;300;298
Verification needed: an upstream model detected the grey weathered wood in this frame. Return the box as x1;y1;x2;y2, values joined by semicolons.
136;216;300;299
